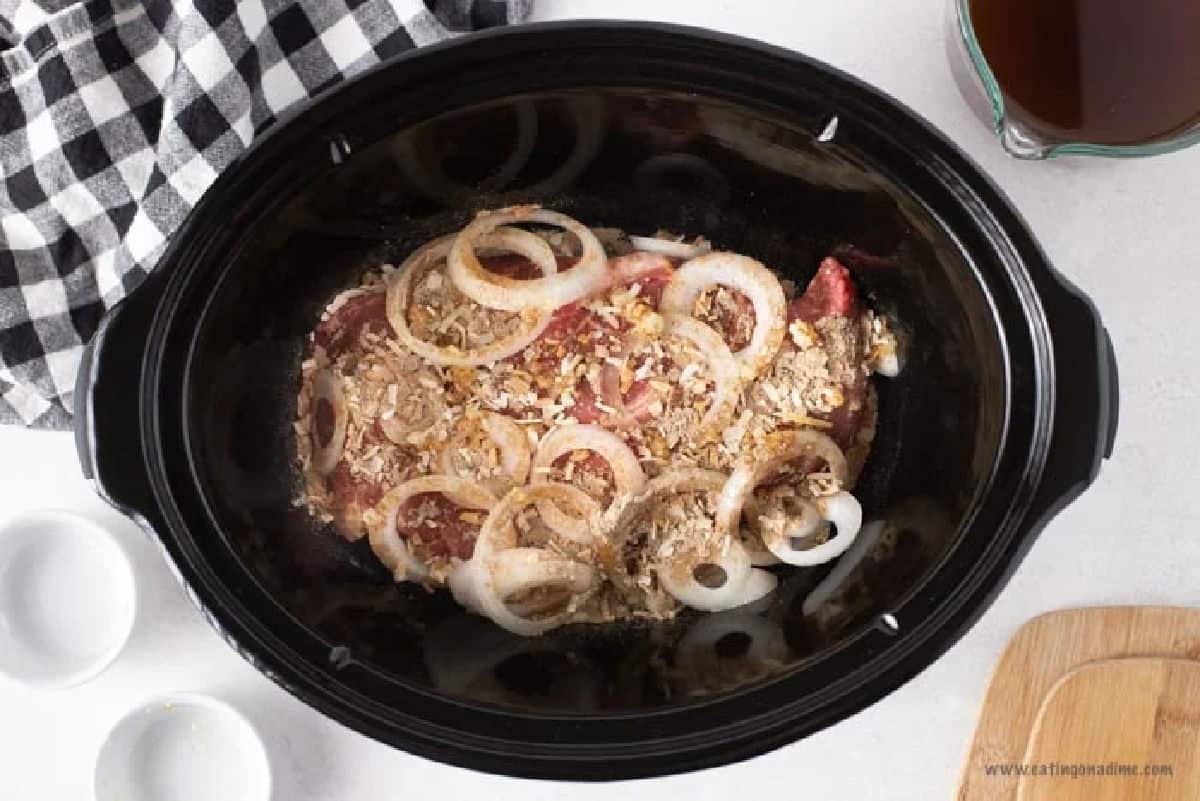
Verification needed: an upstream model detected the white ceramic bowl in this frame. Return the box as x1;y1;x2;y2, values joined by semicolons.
94;693;272;801
0;510;136;688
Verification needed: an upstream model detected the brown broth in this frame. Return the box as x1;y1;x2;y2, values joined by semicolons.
969;0;1200;145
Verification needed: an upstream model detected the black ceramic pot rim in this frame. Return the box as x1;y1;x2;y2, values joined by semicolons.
105;21;1111;779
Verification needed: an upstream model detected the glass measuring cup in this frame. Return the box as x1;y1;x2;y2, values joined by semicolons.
947;0;1200;159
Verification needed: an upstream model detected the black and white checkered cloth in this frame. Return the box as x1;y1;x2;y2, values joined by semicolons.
0;0;527;428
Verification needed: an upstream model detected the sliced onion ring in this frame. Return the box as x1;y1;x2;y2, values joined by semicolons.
386;229;557;367
448;206;608;312
737;568;780;607
310;369;348;475
717;430;857;568
452;483;602;636
745;488;823;543
369;476;497;584
664;314;740;430
715;428;849;540
739;494;782;567
474;483;604;556
599;468;767;613
530;424;647;540
601;467;729;537
628;234;712;261
758;491;863;566
449;551;595;637
484;413;531;485
487;547;595;617
441;412;532;502
659;538;769;613
659;252;788;377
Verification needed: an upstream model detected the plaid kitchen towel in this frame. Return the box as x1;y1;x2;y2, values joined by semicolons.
0;0;528;428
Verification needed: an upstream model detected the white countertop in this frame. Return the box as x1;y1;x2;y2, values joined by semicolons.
3;1;1200;798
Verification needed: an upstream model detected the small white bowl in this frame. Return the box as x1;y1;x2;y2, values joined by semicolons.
0;510;136;688
95;693;272;801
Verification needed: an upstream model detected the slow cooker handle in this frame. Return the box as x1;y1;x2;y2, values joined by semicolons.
74;283;161;528
1027;278;1119;525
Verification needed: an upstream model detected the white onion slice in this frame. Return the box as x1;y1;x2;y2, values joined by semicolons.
484;413;531;485
715;429;850;542
530;424;647;540
745;488;823;551
440;413;532;503
658;544;756;613
369;476;497;584
664;314;740;430
474;225;559;272
386;229;557;367
598;470;724;615
738;494;781;567
740;568;780;606
753;491;862;566
447;559;486;613
448;206;608;312
805;492;863;562
473;483;603;557
671;566;777;613
628;234;712;261
449;554;594;637
486;547;595;616
601;467;728;534
598;468;759;613
310;369;348;475
452;483;602;636
659;252;788;377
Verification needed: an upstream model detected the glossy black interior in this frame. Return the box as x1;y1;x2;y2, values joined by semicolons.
186;86;1003;709
84;23;1114;778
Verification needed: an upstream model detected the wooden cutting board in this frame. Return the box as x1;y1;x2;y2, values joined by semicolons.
1017;658;1200;801
957;606;1200;801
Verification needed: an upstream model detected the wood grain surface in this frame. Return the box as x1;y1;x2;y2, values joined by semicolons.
1017;658;1200;801
956;607;1200;801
